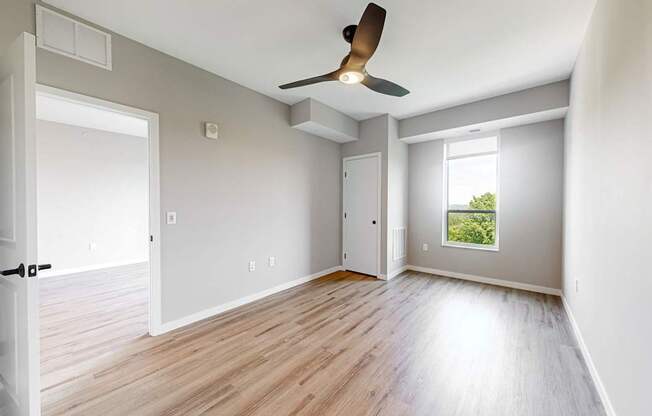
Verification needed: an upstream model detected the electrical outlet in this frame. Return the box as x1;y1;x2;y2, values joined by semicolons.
166;211;177;225
268;256;276;267
422;243;429;252
89;242;97;251
249;260;256;272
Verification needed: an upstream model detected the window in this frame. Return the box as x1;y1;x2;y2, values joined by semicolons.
443;135;499;250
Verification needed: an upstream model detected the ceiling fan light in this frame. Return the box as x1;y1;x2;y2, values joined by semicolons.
339;71;364;84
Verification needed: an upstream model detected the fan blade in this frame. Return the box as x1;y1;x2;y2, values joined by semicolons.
362;74;410;97
279;72;338;90
349;3;386;67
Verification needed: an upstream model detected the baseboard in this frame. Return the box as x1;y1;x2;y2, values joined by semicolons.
152;265;343;336
406;265;562;296
386;264;409;280
561;296;616;416
38;259;148;278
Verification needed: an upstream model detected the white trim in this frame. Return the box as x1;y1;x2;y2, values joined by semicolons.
561;296;617;416
37;260;147;278
386;265;409;280
407;265;562;296
35;84;162;336
342;152;382;279
35;5;112;71
152;266;343;336
442;242;500;252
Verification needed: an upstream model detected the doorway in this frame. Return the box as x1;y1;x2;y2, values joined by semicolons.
342;153;381;277
34;86;161;406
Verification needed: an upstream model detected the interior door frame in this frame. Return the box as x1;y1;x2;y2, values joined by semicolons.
342;152;382;279
35;84;163;336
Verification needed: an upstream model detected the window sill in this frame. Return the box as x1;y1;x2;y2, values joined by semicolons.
442;242;499;252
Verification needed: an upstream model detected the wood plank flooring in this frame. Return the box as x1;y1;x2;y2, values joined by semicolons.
40;267;606;416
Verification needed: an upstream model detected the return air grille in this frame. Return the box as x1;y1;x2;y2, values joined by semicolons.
392;227;407;261
36;5;112;71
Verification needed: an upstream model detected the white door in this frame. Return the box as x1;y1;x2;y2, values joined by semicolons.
0;33;40;416
343;154;379;276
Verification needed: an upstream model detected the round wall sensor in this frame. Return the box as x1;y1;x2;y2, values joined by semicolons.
204;122;219;140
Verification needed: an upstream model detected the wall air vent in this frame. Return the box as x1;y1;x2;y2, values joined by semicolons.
36;5;112;71
392;227;407;261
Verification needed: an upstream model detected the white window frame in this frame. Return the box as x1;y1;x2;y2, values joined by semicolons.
442;133;500;252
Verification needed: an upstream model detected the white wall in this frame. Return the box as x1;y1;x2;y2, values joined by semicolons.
563;0;652;414
37;120;148;272
408;120;564;290
342;115;389;275
1;1;342;325
387;116;408;276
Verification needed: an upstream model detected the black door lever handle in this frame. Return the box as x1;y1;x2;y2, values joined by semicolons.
2;263;25;278
38;264;52;271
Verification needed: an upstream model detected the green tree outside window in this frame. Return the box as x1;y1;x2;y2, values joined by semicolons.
448;192;496;246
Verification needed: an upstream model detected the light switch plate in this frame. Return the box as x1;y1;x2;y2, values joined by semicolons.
249;260;256;272
166;211;177;225
422;243;429;252
268;256;276;267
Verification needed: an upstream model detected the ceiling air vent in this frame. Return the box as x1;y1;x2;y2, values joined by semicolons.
36;5;112;71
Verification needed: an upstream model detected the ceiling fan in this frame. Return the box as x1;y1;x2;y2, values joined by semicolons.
279;2;409;97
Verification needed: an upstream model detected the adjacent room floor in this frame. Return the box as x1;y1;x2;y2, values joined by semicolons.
39;263;149;403
39;270;605;416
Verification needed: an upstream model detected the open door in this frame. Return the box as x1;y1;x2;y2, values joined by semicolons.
0;33;40;416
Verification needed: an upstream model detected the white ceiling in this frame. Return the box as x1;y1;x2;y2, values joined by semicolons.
42;0;596;120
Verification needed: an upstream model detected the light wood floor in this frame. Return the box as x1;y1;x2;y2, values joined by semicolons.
40;267;606;416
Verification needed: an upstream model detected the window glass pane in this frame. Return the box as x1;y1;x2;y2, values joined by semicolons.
447;136;497;159
447;212;496;246
447;154;497;209
446;149;497;247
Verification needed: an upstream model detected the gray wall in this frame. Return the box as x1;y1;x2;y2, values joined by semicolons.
37;120;148;272
563;0;652;414
408;120;564;289
2;0;342;323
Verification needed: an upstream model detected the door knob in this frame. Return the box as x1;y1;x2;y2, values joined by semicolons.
2;263;25;278
372;220;377;224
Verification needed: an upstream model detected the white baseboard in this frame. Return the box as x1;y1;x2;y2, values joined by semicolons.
386;264;409;280
152;265;343;336
561;296;616;416
406;265;562;296
38;259;148;278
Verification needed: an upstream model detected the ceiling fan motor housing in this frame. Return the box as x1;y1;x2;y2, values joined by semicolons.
343;25;357;43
